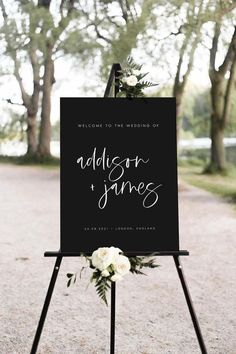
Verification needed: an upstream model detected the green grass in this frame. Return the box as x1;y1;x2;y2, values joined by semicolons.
179;163;236;206
0;155;20;164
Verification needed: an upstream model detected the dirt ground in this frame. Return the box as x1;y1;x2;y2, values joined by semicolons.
0;164;235;354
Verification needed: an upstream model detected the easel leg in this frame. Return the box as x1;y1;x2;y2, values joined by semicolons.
173;256;208;354
30;256;63;354
110;281;116;354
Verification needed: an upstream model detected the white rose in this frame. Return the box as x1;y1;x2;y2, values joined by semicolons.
126;75;138;87
91;247;114;271
111;273;123;282
113;255;131;276
121;77;128;83
109;246;122;256
132;69;141;76
101;269;110;277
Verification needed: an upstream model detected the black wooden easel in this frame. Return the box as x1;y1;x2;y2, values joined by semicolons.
30;64;208;354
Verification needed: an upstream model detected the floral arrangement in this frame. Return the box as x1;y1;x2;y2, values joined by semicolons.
67;247;159;305
117;57;158;98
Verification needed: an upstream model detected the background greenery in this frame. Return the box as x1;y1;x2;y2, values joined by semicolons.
0;1;235;182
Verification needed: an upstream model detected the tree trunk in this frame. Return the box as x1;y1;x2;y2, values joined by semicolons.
174;87;184;143
37;46;54;158
209;113;226;171
207;25;236;173
25;82;40;156
207;72;226;172
26;112;37;155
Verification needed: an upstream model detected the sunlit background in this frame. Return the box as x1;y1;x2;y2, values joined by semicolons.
0;0;235;185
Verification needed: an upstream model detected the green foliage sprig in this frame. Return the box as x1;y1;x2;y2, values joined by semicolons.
117;57;158;98
67;247;159;306
129;256;159;275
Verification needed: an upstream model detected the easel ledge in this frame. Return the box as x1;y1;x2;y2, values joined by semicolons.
44;250;189;257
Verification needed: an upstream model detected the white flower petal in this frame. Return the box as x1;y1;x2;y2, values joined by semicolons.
101;269;110;277
126;75;138;86
91;247;114;270
113;255;131;276
111;273;123;282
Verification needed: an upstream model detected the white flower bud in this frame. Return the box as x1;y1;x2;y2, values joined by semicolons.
111;273;123;282
126;75;138;86
101;269;110;277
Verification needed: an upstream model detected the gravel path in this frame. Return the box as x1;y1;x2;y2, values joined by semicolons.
0;164;236;354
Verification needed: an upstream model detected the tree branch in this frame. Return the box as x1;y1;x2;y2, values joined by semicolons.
13;59;31;108
218;2;236;18
219;26;236;76
222;52;236;128
0;0;31;108
68;0;75;15
52;0;76;45
209;22;221;73
59;0;66;13
181;0;205;88
29;50;41;111
201;0;236;23
2;98;24;106
173;31;192;93
94;0;112;44
125;0;135;23
156;26;184;41
106;15;122;28
182;33;200;88
173;0;197;94
94;25;112;44
38;0;51;9
118;0;128;23
0;0;7;19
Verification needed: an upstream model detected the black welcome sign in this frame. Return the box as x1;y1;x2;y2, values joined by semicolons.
60;98;179;254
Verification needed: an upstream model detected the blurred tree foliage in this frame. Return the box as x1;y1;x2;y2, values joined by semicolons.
51;119;60;141
156;83;236;139
0;0;100;159
0;0;235;172
207;21;236;172
0;108;26;141
0;0;159;159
